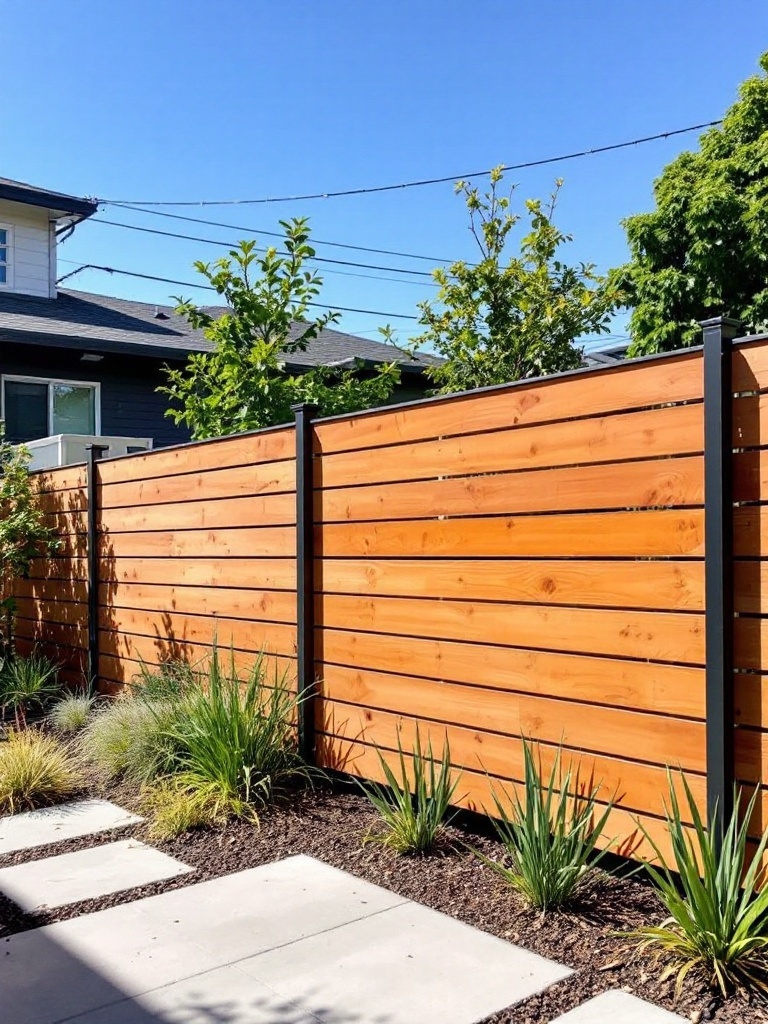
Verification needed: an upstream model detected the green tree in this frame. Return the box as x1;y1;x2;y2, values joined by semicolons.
417;169;617;394
615;54;768;355
0;432;56;655
161;220;400;438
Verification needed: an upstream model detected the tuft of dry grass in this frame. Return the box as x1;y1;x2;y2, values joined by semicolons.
0;730;83;813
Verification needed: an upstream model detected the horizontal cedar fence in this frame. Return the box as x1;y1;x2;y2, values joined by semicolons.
15;320;768;862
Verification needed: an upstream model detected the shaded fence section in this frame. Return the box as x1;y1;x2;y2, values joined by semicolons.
15;326;768;859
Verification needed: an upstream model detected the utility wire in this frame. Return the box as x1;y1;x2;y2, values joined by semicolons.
101;202;453;264
91;217;437;280
100;119;723;207
56;262;420;320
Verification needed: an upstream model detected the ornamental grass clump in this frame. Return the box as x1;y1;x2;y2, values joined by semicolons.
362;728;461;854
159;646;306;826
0;651;61;728
48;693;94;734
0;730;83;813
484;739;614;913
80;696;182;783
629;771;768;1001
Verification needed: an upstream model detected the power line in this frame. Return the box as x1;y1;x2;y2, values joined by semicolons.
90;217;437;280
55;262;420;321
100;119;723;207
102;203;453;264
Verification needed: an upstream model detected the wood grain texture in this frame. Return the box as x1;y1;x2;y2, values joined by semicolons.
317;558;704;610
318;594;705;664
317;455;704;523
99;492;296;532
733;340;768;394
317;510;705;559
314;351;702;455
318;402;704;489
316;633;705;719
99;611;296;658
104;556;296;591
98;644;295;688
103;526;296;560
100;583;296;623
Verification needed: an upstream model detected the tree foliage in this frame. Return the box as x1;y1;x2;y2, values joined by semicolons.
416;169;617;394
615;53;768;355
161;220;400;438
0;432;56;654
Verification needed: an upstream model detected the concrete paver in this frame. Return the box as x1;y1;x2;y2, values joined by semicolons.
0;839;191;911
551;989;688;1023
0;799;141;855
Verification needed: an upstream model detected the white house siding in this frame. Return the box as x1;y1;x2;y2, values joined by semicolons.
0;199;54;298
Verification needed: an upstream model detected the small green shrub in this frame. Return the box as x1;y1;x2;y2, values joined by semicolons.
362;728;460;854
0;730;83;812
484;740;614;913
129;658;195;702
629;772;768;1000
48;693;94;734
0;651;60;727
162;646;306;822
80;698;182;783
141;779;225;840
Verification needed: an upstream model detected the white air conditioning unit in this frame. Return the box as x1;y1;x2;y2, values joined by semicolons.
24;434;153;471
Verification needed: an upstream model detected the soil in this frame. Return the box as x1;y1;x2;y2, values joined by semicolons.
0;778;765;1023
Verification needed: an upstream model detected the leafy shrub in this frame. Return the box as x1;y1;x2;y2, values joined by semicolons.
629;772;768;1000
161;646;306;822
81;698;182;783
0;730;83;812
362;728;460;854
48;693;94;734
484;740;614;913
0;651;60;727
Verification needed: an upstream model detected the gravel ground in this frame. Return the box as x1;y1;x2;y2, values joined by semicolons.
0;778;766;1023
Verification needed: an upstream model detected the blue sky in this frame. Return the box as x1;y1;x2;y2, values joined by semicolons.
3;1;768;347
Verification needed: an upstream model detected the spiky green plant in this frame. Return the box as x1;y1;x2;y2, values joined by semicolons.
80;697;182;782
629;772;768;1000
160;645;307;822
484;740;614;913
140;779;226;840
0;651;60;727
129;658;195;702
0;730;83;812
361;728;461;854
48;693;94;734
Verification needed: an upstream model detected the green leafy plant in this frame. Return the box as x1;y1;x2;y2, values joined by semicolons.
80;697;183;783
48;693;95;734
0;730;83;812
129;658;195;702
160;224;400;438
140;779;226;840
628;772;768;1000
0;651;61;728
483;740;614;913
361;728;461;854
160;646;307;823
417;169;617;393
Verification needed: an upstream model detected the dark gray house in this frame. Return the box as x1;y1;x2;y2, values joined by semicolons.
0;177;435;452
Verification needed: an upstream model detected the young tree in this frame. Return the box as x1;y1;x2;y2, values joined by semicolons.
161;220;400;438
614;53;768;355
416;169;617;394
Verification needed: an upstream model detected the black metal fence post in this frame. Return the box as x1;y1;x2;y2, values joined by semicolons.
292;403;318;764
702;315;742;841
86;444;109;697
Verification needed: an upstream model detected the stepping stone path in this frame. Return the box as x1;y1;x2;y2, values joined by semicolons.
0;798;688;1023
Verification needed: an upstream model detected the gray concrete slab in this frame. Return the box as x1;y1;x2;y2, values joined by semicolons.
0;839;191;911
0;799;141;855
239;897;572;1024
551;990;688;1023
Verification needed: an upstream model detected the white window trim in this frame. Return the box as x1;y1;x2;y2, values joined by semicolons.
1;374;102;436
0;223;13;290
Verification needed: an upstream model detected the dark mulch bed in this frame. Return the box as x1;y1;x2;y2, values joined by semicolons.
0;779;765;1023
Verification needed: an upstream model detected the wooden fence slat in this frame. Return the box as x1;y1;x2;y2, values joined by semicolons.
99;492;296;533
102;526;296;560
317;558;705;610
318;402;704;490
318;594;705;664
99;614;296;660
317;455;705;523
733;340;768;394
98;583;296;623
105;556;297;591
316;632;705;718
314;351;703;455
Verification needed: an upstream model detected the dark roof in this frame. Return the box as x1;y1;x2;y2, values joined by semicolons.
0;177;97;219
0;288;438;372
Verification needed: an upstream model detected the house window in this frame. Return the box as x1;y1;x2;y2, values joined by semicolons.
1;376;100;443
0;226;11;286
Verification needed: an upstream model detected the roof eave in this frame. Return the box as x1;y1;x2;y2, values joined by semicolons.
0;183;97;219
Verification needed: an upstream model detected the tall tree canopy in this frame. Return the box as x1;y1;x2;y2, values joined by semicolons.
161;220;399;438
615;53;768;355
416;169;617;394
